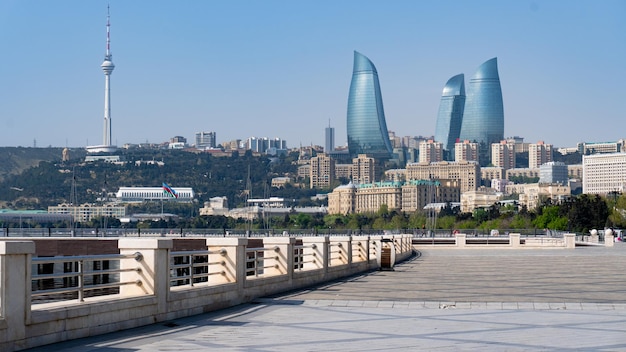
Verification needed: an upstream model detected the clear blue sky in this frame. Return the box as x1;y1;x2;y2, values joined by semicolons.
1;0;624;149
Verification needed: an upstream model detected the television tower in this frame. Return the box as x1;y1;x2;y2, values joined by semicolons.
101;5;115;147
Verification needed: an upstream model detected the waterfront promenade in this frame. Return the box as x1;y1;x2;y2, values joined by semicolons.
28;244;626;351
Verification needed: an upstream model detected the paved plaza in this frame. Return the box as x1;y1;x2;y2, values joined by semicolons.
27;244;626;351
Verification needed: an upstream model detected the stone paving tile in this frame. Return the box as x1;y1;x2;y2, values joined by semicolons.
346;300;363;307
548;302;567;310
517;302;535;310
329;299;348;307
564;302;583;310
392;301;410;308
424;301;440;309
454;302;471;309
596;303;615;310
502;302;519;309
361;300;379;308
486;301;502;309
533;302;551;310
377;301;394;308
408;301;425;309
470;301;487;309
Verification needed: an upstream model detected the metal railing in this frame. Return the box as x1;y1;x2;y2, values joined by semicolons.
169;249;226;287
31;252;143;303
293;243;317;271
245;246;279;277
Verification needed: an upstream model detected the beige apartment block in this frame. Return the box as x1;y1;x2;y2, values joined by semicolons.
481;166;504;184
352;154;376;184
297;164;310;180
455;140;478;162
460;187;503;213
506;136;529;153
401;179;461;212
528;141;553;169
491;140;516;170
506;167;540;180
568;164;583;180
384;168;406;182
419;140;444;163
406;161;480;193
271;177;292;188
309;153;335;189
335;163;353;180
506;183;571;210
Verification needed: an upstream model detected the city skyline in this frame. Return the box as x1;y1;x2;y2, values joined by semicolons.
0;1;624;149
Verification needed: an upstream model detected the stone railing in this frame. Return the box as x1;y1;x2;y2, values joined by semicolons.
0;234;413;351
413;233;580;249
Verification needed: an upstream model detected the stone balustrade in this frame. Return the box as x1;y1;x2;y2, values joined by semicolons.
0;234;413;351
413;233;579;249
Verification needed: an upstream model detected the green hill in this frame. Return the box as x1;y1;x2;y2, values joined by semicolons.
0;147;86;182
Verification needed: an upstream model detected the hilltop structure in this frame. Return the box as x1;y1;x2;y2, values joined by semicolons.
87;6;117;154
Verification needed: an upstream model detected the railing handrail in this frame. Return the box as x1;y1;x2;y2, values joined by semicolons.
32;252;143;264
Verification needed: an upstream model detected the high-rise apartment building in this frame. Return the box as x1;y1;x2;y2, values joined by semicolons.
434;74;465;160
406;161;480;193
455;140;479;162
529;141;553;168
310;153;335;189
346;51;393;159
351;154;376;184
491;140;516;170
583;153;626;195
325;122;335;153
539;162;568;184
419;140;444;163
196;131;216;149
459;58;504;163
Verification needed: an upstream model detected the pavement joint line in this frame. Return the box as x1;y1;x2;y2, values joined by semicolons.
261;299;625;310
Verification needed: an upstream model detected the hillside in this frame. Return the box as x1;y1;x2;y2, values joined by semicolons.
0;147;86;182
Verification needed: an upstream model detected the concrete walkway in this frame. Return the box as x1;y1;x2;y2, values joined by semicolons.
26;244;626;351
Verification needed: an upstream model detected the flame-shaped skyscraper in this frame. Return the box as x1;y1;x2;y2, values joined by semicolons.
346;51;393;159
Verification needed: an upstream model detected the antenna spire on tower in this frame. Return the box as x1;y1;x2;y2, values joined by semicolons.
105;4;112;60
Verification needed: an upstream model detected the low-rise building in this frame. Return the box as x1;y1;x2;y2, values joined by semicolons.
48;203;126;222
115;186;194;203
506;183;571;210
460;187;503;213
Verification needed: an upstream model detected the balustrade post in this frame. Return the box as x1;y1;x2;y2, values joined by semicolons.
0;241;35;344
456;233;467;248
329;236;350;266
564;233;576;249
299;236;327;271
351;235;370;263
118;239;173;314
263;237;295;278
604;229;615;248
369;235;382;265
510;233;521;247
206;238;248;290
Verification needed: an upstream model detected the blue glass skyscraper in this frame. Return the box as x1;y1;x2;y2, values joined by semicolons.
459;58;504;148
434;74;465;160
347;51;393;159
